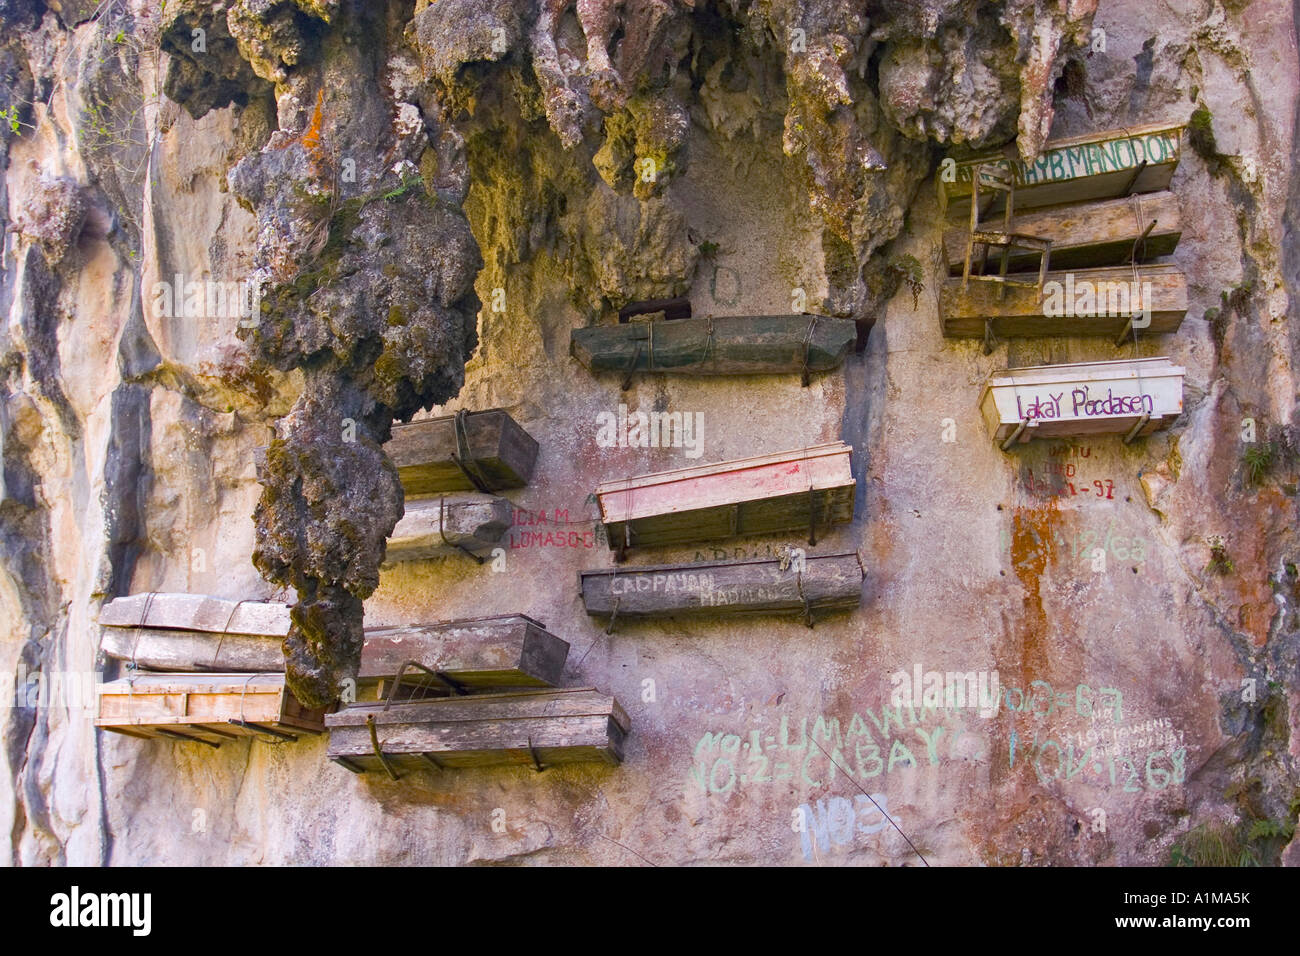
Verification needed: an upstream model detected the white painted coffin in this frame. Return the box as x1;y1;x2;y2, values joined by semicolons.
980;357;1185;447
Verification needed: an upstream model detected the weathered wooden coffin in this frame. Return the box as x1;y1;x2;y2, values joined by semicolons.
942;263;1187;340
381;494;512;565
385;409;539;495
96;673;326;746
326;688;629;774
99;592;290;636
939;123;1184;220
579;552;864;623
595;443;855;554
980;357;1185;447
570;315;858;377
359;615;568;690
944;191;1182;274
100;626;285;673
100;596;567;690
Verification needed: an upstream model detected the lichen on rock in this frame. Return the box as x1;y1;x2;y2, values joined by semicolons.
161;1;482;706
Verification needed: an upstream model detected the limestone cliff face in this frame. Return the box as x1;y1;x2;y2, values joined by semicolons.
1;0;1297;866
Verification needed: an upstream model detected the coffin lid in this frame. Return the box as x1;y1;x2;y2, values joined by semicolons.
594;441;851;495
980;357;1186;405
948;121;1185;165
362;613;548;637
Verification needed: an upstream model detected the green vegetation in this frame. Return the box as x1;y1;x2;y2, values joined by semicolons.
1170;802;1297;867
1;104;27;136
1188;105;1221;163
1242;442;1276;487
888;253;925;309
1207;539;1234;575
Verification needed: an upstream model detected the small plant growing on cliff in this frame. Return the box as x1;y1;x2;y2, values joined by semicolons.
888;254;925;309
1;104;31;136
1169;823;1258;867
1242;442;1276;487
1188;105;1222;167
1206;536;1234;575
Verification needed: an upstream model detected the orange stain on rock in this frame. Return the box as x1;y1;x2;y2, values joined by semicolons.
1007;498;1061;684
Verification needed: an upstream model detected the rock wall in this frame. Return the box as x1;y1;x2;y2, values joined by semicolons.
1;0;1298;865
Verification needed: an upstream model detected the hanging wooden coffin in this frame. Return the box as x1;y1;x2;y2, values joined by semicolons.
98;593;288;672
381;494;512;565
358;615;569;692
941;263;1187;341
595;443;855;556
943;191;1182;274
980;357;1185;449
326;688;629;775
99;593;290;635
100;596;566;691
96;673;326;746
570;315;858;379
579;551;864;626
385;409;539;495
938;122;1185;220
99;626;285;673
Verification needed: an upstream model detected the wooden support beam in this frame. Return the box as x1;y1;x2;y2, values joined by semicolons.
1123;413;1153;445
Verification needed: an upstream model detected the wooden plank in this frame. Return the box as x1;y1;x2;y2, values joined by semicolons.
99;626;284;672
358;615;569;689
579;551;864;621
571;315;858;377
979;357;1185;445
96;673;327;739
382;494;512;565
327;687;628;728
939;123;1185;220
384;409;539;495
326;688;628;771
941;263;1187;340
944;191;1182;274
98;593;290;636
595;443;854;552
